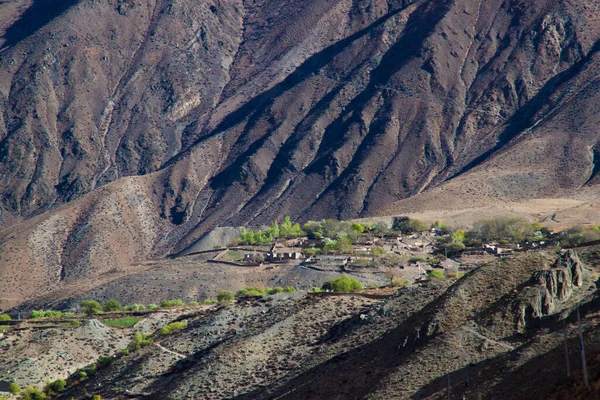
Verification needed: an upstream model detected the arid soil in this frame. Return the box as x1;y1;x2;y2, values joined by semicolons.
3;0;600;309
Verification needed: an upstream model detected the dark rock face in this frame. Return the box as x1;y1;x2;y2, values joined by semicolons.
516;250;585;329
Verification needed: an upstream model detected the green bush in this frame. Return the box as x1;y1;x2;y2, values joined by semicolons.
0;314;10;321
443;241;466;255
18;386;47;400
391;279;411;287
217;291;234;303
427;270;445;280
9;382;20;394
321;276;363;292
103;299;121;312
202;299;218;305
561;225;600;247
77;370;88;379
160;299;184;308
93;396;102;400
97;356;113;367
147;304;158;309
284;286;296;293
268;287;285;294
235;287;267;298
159;321;188;336
129;331;152;351
123;303;146;312
470;217;537;242
187;301;199;306
87;364;97;376
80;300;102;316
44;379;66;395
370;246;386;257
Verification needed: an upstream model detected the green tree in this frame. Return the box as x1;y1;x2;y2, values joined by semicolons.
80;300;102;316
103;299;121;312
281;216;293;237
393;217;427;234
217;290;234;304
0;314;10;321
451;229;465;243
351;222;364;233
271;221;280;238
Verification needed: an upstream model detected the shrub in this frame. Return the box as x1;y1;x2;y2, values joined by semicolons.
9;382;20;394
129;331;153;352
18;386;47;400
97;356;113;367
284;286;296;293
80;300;102;316
93;396;102;400
217;291;234;304
44;379;66;395
0;314;10;321
77;370;88;379
321;276;363;292
391;279;411;287
187;301;199;306
351;222;364;233
160;299;184;308
123;303;145;312
451;229;465;243
431;221;450;234
235;287;267;298
160;321;188;336
87;364;97;376
102;317;140;328
446;271;465;280
268;287;285;294
103;299;121;312
29;310;75;319
202;299;218;305
147;304;158;309
427;270;445;280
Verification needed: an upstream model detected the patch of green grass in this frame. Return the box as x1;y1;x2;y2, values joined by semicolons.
159;321;188;336
59;320;82;328
102;317;141;328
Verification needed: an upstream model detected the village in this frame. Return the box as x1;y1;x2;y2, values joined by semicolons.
182;217;560;286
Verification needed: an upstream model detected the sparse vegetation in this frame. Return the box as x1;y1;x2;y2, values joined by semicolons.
43;379;66;396
560;225;600;247
30;310;75;319
322;275;363;292
122;303;146;311
97;355;114;367
160;299;184;308
217;290;235;304
469;217;539;242
18;386;47;400
284;286;296;293
160;321;188;336
391;279;411;287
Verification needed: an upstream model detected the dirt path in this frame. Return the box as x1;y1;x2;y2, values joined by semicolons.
154;342;186;359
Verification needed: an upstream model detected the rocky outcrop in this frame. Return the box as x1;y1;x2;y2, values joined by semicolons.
516;250;586;329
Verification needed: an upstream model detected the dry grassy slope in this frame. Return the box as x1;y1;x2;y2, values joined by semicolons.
51;250;600;399
3;0;600;308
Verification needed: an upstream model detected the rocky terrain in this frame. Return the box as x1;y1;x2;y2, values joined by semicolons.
3;0;600;309
5;248;584;399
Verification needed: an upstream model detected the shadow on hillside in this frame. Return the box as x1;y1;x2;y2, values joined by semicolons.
1;0;80;51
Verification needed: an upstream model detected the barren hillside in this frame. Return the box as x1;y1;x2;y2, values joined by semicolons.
2;0;600;308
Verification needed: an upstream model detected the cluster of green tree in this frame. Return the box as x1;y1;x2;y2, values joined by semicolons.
238;216;303;245
469;218;546;243
234;286;296;298
560;225;600;247
30;310;75;319
321;276;363;292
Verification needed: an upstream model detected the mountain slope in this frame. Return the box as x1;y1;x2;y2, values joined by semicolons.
2;0;600;308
